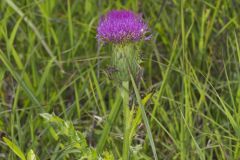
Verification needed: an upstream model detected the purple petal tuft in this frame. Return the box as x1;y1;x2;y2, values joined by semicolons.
97;10;149;44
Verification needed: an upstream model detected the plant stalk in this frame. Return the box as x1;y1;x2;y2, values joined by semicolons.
121;81;131;160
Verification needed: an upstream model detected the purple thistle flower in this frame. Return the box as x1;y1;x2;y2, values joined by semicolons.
97;10;149;44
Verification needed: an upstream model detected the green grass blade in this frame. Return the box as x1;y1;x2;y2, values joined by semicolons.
0;49;41;107
91;69;107;115
96;91;121;154
3;137;26;160
4;0;64;72
130;74;158;160
36;58;54;96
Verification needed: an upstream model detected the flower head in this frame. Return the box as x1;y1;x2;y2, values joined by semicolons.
97;10;148;44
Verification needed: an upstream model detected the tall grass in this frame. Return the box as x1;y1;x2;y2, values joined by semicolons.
0;0;240;159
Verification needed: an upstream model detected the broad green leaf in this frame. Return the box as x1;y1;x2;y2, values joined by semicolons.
27;149;36;160
40;113;63;124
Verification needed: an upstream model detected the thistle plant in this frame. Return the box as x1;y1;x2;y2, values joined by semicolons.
96;10;152;159
97;10;149;81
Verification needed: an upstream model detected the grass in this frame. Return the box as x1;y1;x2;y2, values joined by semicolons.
0;0;240;159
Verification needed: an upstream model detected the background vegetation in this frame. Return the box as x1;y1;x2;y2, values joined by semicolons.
0;0;240;159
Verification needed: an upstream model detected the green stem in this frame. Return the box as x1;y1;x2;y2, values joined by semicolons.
96;93;121;154
121;81;131;160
